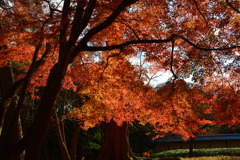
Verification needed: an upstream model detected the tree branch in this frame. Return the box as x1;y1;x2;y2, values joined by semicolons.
98;50;122;83
85;34;240;51
68;0;97;45
52;108;71;160
117;20;141;40
5;43;51;141
85;38;173;51
59;0;70;53
226;0;240;14
73;0;139;57
0;0;12;10
44;0;63;13
170;39;178;80
179;35;240;50
192;0;208;24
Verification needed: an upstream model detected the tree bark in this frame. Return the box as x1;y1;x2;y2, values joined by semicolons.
1;62;69;160
0;67;15;135
0;67;24;160
53;108;71;160
21;62;68;160
97;119;137;160
189;137;194;158
70;125;81;160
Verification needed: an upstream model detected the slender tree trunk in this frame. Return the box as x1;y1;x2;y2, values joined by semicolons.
70;125;81;160
97;119;137;160
53;108;71;160
189;137;194;158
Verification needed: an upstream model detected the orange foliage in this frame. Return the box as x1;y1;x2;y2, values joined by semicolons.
0;0;239;141
68;53;157;129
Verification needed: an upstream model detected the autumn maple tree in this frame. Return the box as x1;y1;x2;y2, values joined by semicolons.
0;0;239;159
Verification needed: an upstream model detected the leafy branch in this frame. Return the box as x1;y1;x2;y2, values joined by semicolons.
169;39;180;124
98;50;123;83
85;34;240;51
73;0;139;59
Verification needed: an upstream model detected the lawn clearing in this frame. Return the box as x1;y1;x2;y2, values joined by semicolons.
151;148;240;159
181;156;240;160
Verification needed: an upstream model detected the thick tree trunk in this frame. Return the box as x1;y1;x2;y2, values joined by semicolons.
0;62;69;160
3;109;24;160
0;67;24;160
97;120;137;160
0;67;14;135
21;62;68;160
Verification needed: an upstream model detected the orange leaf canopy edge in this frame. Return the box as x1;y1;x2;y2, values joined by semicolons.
0;0;239;139
68;53;158;129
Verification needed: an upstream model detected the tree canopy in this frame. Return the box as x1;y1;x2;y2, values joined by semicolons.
0;0;239;159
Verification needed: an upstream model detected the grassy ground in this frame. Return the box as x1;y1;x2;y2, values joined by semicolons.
140;156;240;160
181;156;240;160
143;148;240;160
150;148;240;159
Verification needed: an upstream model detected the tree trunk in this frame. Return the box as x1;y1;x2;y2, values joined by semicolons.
0;67;15;135
2;99;24;160
53;108;71;160
0;62;69;160
97;120;137;160
0;67;24;160
70;125;81;160
22;62;68;160
189;137;194;158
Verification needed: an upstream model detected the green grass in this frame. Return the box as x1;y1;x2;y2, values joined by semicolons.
182;156;240;160
151;148;240;159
